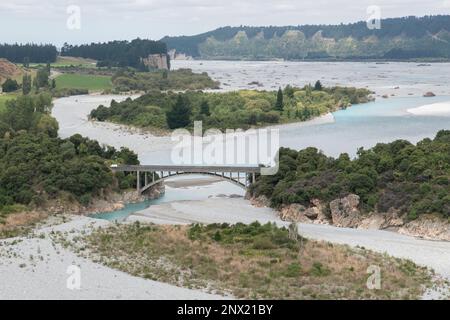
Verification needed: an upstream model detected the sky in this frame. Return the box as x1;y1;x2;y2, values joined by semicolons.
1;0;450;47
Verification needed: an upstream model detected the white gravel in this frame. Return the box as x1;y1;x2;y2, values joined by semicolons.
407;101;450;116
0;215;227;300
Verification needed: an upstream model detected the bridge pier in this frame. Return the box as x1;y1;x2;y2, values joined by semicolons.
112;165;262;192
136;171;140;194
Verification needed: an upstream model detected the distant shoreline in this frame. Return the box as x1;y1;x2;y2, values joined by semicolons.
176;57;450;63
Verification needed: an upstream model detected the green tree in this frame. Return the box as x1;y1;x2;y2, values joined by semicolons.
35;67;49;89
23;57;30;68
166;95;192;129
314;80;323;91
1;79;19;92
284;85;295;98
275;87;284;111
36;114;59;138
200;100;210;116
22;74;32;95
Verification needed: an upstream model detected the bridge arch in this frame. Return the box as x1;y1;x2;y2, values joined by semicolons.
110;165;260;194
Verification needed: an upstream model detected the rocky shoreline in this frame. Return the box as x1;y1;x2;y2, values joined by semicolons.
40;184;166;217
76;183;165;215
247;193;450;241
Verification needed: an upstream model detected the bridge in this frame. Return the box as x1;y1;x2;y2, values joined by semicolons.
111;165;261;194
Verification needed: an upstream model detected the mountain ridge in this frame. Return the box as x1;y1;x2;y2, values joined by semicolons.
162;15;450;60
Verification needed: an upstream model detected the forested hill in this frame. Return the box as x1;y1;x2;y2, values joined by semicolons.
61;38;168;69
162;15;450;60
0;44;57;63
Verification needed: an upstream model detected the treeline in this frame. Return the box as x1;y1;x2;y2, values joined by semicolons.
249;132;450;220
112;68;219;92
162;15;450;58
90;84;371;131
0;94;138;217
61;39;167;69
0;43;57;63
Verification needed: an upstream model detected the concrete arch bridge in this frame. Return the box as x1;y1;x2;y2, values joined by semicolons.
111;165;261;194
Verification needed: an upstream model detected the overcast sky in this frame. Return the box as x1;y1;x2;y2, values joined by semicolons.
1;0;450;47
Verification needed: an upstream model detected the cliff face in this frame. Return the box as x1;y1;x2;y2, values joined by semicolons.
168;49;193;61
142;53;170;70
250;194;450;241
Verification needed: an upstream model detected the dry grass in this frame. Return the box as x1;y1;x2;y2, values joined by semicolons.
83;222;433;299
0;210;49;239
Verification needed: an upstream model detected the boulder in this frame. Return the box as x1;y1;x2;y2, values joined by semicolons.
278;199;330;224
279;204;312;223
423;91;436;97
329;194;362;227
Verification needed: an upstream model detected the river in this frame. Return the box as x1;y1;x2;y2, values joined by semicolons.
52;60;450;216
51;61;450;296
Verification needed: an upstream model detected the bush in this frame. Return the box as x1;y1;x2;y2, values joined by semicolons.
250;131;450;219
310;262;331;277
252;236;276;250
2;78;19;92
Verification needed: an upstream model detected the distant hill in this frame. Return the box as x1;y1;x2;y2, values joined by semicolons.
162;15;450;60
0;59;24;84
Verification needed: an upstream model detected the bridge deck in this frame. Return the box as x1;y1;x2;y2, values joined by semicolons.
111;165;261;173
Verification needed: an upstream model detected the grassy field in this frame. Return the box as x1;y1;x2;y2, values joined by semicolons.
0;92;19;112
30;56;97;68
81;222;433;299
55;74;112;92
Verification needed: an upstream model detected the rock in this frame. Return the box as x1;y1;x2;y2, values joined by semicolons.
248;81;263;87
247;194;270;207
398;215;450;241
329;194;362;228
382;94;389;99
359;209;405;230
311;199;331;224
142;53;169;70
423;91;436;97
279;204;312;223
304;206;319;219
278;199;330;224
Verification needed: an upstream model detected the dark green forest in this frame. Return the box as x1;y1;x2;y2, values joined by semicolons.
249;132;450;220
0;43;57;63
61;39;168;69
162;15;450;59
90;84;371;131
112;68;219;92
0;94;138;218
